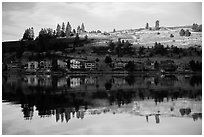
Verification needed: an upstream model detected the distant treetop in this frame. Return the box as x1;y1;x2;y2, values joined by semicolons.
22;27;34;40
192;23;202;32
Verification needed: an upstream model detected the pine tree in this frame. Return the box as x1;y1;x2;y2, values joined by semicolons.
81;23;85;32
65;22;72;38
56;24;61;37
62;22;65;33
155;20;160;30
73;29;76;34
60;22;66;37
30;27;34;39
77;25;81;33
47;28;53;36
145;23;149;29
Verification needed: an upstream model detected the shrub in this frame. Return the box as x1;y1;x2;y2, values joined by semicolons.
179;29;185;36
170;34;174;38
104;56;112;64
185;29;191;37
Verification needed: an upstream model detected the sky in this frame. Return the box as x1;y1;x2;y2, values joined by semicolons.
2;2;202;41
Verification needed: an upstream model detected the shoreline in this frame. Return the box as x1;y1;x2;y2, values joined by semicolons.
3;70;201;76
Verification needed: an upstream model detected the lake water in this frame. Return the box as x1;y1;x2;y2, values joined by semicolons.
2;73;202;135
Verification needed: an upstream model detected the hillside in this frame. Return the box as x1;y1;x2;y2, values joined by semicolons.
131;27;202;48
83;26;202;48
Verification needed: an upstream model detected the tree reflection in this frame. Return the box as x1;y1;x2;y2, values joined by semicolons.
125;75;135;86
2;74;202;122
189;75;202;87
105;81;112;91
179;108;191;116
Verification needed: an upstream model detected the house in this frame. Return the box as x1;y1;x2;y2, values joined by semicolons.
85;61;97;70
70;59;81;70
177;63;191;72
85;77;96;84
26;61;39;72
113;61;128;70
7;61;21;70
70;77;81;88
39;59;52;72
24;75;38;86
70;59;86;70
38;75;52;87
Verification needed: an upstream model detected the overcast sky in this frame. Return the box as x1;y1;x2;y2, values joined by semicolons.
2;2;202;41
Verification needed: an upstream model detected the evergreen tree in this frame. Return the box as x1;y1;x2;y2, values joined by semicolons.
56;24;61;37
125;61;135;71
96;58;99;62
81;23;85;32
62;22;65;33
145;23;149;29
77;25;81;33
65;22;72;38
23;29;29;40
73;33;79;51
155;20;160;30
109;40;115;51
124;40;132;53
116;38;122;57
30;27;34;39
60;22;66;37
84;35;88;40
39;28;54;38
104;56;112;64
47;28;53;37
73;29;76;34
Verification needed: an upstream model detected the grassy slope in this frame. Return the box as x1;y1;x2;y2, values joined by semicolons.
134;28;202;48
86;27;202;48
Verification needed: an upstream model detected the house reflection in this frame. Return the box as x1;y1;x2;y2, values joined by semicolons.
70;77;81;88
2;74;202;123
23;75;52;87
15;74;202;93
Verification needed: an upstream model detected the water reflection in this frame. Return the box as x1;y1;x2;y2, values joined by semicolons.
2;74;202;124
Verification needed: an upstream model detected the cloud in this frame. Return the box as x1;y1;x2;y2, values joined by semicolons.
2;2;202;41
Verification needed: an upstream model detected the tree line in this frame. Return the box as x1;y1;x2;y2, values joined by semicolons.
22;22;86;40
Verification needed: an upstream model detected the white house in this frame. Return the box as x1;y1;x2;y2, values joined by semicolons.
39;59;52;70
26;61;39;72
85;61;97;70
70;59;82;69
